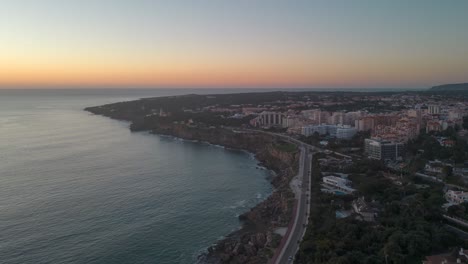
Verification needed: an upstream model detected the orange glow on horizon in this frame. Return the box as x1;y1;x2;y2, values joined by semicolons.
1;47;466;89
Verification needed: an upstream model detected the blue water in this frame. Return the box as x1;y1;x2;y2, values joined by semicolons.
0;89;273;264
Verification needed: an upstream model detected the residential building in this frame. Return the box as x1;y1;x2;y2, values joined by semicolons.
407;109;422;124
301;124;328;136
319;111;331;124
426;121;442;133
445;190;468;204
428;105;441;115
335;125;357;139
355;117;375;131
301;109;321;122
330;112;345;125
251;111;285;127
425;160;450;175
322;175;356;194
423;248;468;264
352;197;379;222
301;124;356;139
343;111;363;126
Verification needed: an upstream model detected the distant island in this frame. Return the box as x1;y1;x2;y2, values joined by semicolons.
430;83;468;91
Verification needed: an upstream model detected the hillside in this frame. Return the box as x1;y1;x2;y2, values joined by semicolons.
431;83;468;91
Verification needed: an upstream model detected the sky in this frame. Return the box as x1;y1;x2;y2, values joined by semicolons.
1;0;467;89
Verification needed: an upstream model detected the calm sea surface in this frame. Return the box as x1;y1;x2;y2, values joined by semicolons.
0;89;273;264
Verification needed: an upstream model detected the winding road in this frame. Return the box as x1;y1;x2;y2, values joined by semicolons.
232;129;320;263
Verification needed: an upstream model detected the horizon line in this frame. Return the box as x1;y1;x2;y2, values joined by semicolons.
0;86;429;91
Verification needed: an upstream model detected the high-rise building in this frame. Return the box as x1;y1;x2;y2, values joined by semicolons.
330;112;345;125
355;117;375;131
335;125;357;139
302;109;321;122
364;138;405;161
344;111;362;126
428;105;441;115
252;111;285;127
355;115;399;132
407;109;422;125
301;124;328;136
319;111;331;124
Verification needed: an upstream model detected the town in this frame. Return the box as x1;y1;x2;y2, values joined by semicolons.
188;91;468;263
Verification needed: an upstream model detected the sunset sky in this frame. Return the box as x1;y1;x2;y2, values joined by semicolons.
1;0;467;89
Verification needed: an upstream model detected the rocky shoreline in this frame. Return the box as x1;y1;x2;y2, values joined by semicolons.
85;106;299;264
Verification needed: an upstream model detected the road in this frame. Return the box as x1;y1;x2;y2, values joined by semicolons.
250;130;313;264
273;144;312;264
232;129;331;263
445;224;468;240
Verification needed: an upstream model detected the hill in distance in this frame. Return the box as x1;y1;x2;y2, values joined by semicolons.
430;83;468;91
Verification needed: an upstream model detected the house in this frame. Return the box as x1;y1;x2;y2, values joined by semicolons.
425;160;448;175
321;175;356;195
442;139;456;147
454;168;468;177
352;197;379;222
445;190;468;204
423;248;468;263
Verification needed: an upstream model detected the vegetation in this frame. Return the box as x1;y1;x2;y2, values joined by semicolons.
447;203;468;221
295;157;463;264
464;116;468;130
273;140;297;153
406;129;467;164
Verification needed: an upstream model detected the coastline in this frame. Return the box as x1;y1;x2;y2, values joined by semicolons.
85;105;299;263
148;125;299;263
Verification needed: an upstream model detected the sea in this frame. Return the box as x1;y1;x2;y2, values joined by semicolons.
0;89;276;264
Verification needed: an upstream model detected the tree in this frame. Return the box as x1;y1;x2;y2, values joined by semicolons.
447;204;466;218
463;116;468;129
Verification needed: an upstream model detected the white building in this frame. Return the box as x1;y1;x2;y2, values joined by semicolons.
322;176;356;194
425;160;449;175
301;124;329;136
445;190;468;204
301;124;356;139
335;125;357;139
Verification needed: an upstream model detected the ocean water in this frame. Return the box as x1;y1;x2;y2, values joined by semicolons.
0;89;273;264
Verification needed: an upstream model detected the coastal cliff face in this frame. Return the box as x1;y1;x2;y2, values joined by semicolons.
85;106;299;264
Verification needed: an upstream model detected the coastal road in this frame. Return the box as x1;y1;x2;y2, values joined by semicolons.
232;128;344;263
235;129;314;263
273;144;311;264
